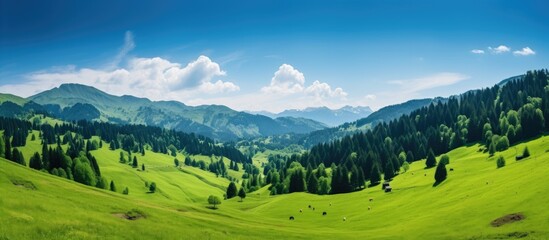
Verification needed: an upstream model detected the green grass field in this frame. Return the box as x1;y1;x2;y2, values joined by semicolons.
1;134;549;239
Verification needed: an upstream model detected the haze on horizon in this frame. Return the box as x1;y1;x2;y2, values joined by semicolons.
1;1;547;112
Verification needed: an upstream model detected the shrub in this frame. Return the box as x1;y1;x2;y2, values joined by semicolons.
496;155;505;168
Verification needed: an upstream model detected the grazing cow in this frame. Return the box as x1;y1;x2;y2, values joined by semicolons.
368;206;371;210
343;217;347;221
289;216;294;220
369;198;373;202
450;168;454;171
299;209;303;213
322;212;327;216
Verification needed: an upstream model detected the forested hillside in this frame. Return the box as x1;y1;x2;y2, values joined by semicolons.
261;70;548;195
0;116;249;189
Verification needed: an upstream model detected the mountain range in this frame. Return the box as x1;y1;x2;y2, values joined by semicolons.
250;105;373;127
0;83;453;144
1;84;328;140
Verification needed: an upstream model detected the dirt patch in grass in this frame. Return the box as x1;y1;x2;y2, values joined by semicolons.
113;209;146;220
468;231;531;239
10;178;37;190
491;213;525;227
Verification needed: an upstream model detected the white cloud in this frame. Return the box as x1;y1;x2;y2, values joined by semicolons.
513;47;535;56
0;55;237;99
186;64;350;112
305;80;348;100
110;31;135;68
364;94;377;100
199;80;240;93
488;45;510;54
388;72;469;94
471;49;485;54
261;64;305;94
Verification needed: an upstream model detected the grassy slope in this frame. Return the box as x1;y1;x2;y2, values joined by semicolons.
2;134;549;239
0;93;27;105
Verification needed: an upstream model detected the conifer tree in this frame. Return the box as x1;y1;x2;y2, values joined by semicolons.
238;187;246;201
434;162;447;183
110;180;117;192
370;164;381;186
226;182;237;199
523;146;530;158
132;156;138;168
29;152;43;170
0;136;5;158
5;137;12;160
307;173;319;194
425;149;437;168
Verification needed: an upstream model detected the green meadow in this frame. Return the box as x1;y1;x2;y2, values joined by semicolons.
1;132;549;239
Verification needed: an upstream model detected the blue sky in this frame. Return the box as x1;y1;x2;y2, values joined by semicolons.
1;0;547;112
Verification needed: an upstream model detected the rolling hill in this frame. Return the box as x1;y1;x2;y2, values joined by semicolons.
1;131;548;239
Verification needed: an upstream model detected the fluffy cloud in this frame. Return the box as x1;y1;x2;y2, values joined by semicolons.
488;45;510;54
471;49;485;54
199;80;240;93
261;64;305;94
513;47;536;56
305;80;348;100
1;55;238;99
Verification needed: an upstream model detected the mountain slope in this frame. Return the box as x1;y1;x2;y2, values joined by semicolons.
27;84;327;140
0;93;27;105
256;106;373;127
296;97;441;147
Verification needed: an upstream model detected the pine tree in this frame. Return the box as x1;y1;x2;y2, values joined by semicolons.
370;164;381;186
307;173;319;194
110;180;117;192
142;163;145;171
350;165;361;190
5;137;12;160
226;182;237;199
12;148;25;166
425;149;437;168
122;187;129;195
0;136;5;158
523;146;530;158
238;187;246;202
132;156;138;168
41;142;49;170
383;161;395;181
434;162;447;183
29;152;43;170
119;151;125;163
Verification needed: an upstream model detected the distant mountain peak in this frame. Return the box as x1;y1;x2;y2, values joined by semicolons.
264;105;373;127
